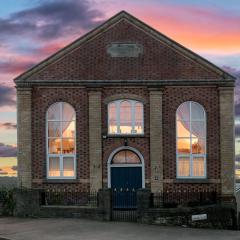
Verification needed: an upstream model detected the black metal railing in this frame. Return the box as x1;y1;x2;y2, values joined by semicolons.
151;190;218;208
41;189;98;207
112;188;137;210
111;188;138;222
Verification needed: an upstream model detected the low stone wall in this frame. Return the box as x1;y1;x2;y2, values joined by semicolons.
0;201;3;215
11;188;238;230
39;206;104;220
138;205;236;229
13;189;40;217
13;188;112;221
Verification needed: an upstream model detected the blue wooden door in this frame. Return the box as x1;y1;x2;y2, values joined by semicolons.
111;167;142;209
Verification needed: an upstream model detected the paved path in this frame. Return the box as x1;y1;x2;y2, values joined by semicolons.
0;218;239;240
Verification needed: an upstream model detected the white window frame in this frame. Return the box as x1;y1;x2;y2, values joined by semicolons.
108;99;144;135
46;102;76;179
176;101;207;179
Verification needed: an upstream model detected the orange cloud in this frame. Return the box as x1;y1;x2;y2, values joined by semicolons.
0;166;17;177
122;4;240;54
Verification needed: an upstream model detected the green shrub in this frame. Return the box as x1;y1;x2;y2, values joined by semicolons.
0;188;15;216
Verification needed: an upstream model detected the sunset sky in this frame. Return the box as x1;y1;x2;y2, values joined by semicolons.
0;0;240;177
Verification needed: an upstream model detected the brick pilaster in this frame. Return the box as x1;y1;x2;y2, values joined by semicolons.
149;89;163;192
88;90;102;191
17;88;32;188
219;87;235;197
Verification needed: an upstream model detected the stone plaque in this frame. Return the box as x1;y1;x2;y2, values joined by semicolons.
107;43;143;57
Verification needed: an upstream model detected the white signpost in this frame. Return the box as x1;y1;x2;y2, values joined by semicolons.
192;214;207;221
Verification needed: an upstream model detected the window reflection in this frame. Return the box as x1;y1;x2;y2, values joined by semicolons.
120;101;132;134
109;102;117;134
135;102;144;134
177;121;190;138
47;102;76;178
176;101;190;121
176;101;206;178
178;157;190;177
112;150;141;164
63;157;74;177
62;121;75;138
177;138;190;154
49;157;60;177
49;138;61;154
108;100;144;135
47;102;61;120
192;138;205;154
192;157;205;177
62;139;75;154
191;102;205;120
48;122;61;137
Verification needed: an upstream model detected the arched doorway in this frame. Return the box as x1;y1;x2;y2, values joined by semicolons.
108;146;145;190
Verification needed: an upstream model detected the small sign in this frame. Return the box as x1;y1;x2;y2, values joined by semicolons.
107;43;143;57
192;214;207;221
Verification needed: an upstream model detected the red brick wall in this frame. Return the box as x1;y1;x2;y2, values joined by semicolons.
101;87;150;188
163;86;220;192
32;86;221;193
30;19;222;192
28;20;220;81
31;87;89;191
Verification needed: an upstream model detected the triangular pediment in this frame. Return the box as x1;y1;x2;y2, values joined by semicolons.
15;11;235;84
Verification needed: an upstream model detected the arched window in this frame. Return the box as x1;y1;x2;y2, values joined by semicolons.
108;100;144;135
176;101;206;178
112;150;141;164
47;102;76;179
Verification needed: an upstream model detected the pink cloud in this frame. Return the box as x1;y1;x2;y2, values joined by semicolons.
0;122;16;130
114;4;240;53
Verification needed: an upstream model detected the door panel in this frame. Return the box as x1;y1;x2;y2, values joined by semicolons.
111;167;142;209
111;167;142;190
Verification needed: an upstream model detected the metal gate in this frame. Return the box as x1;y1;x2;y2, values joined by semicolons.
111;188;137;222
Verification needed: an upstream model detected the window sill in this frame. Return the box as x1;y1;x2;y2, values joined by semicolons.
174;178;209;184
43;179;78;184
106;134;145;138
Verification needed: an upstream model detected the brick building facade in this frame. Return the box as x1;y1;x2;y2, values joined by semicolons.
15;11;235;202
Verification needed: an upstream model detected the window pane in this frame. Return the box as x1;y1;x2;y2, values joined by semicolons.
177;138;190;154
178;157;190;177
112;150;141;164
192;138;205;154
62;138;75;154
126;150;141;163
49;157;60;177
191;102;205;120
62;103;75;121
192;157;205;177
120;101;132;134
177;120;190;137
191;121;205;138
177;102;190;121
112;151;126;164
48;138;61;154
48;122;61;137
47;103;61;120
108;102;117;134
135;102;143;134
63;157;74;177
62;121;75;138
